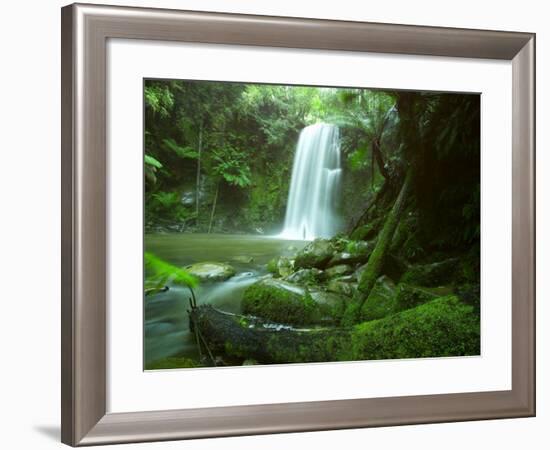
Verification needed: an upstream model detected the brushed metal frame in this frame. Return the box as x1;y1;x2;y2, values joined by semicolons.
61;3;535;446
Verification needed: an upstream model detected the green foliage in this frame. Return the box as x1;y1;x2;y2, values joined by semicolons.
144;154;162;185
144;252;198;293
211;146;251;187
266;258;279;276
144;154;162;168
144;84;174;117
162;138;198;159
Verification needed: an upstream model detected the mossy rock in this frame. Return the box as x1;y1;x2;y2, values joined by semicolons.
242;279;331;325
231;255;254;264
191;297;480;364
266;256;294;278
325;264;353;278
348;296;480;360
266;258;279;276
327;241;374;267
310;290;349;319
359;275;397;321
185;262;236;282
350;218;383;241
294;238;335;269
327;277;358;298
277;256;294;277
285;268;324;285
400;258;459;287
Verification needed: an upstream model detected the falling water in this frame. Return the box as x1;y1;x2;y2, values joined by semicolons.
280;123;342;240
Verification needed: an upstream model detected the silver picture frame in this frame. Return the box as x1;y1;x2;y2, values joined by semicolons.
61;3;535;446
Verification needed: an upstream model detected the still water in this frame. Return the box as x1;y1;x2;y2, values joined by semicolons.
144;233;306;365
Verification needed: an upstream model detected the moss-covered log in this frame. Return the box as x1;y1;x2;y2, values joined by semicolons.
190;295;480;365
190;305;349;364
353;169;413;315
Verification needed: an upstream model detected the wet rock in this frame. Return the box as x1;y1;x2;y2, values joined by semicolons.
325;264;353;278
242;278;336;325
185;262;236;282
327;278;358;297
231;255;255;264
294;238;335;269
285;268;323;285
327;241;374;267
277;256;294;277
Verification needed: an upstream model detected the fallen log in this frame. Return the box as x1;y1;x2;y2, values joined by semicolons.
189;305;350;364
190;295;480;365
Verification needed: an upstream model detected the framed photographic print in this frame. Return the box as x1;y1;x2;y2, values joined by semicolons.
61;3;535;446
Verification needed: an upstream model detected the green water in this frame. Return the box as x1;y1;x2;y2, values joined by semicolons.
144;233;307;366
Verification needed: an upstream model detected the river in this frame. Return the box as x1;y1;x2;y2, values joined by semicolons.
144;233;307;365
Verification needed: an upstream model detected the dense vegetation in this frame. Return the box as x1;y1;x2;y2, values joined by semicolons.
144;79;480;369
144;80;400;233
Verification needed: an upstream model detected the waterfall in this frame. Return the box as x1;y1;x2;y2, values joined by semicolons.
280;123;342;240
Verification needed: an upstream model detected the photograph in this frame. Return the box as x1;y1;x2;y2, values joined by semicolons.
143;79;481;370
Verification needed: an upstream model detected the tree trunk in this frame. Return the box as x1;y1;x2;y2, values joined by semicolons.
207;181;219;234
355;169;413;310
195;120;203;219
372;137;390;180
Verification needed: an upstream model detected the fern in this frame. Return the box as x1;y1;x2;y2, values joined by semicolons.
163;138;198;159
144;252;198;295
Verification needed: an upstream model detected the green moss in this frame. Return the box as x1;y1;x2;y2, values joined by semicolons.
145;357;200;370
348;296;480;360
264;328;349;363
359;275;397;321
242;279;327;325
266;258;279;276
350;218;382;241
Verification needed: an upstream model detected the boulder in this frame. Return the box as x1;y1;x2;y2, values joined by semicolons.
325;264;353;278
349;296;480;360
327;241;374;267
327;277;358;297
285;268;324;285
185;262;236;282
266;256;294;278
277;256;294;277
242;278;330;325
294;238;335;269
